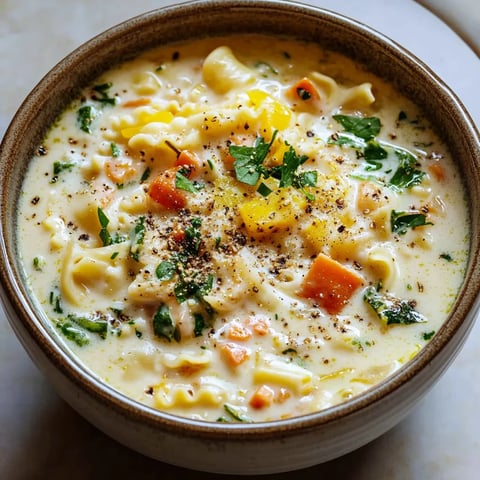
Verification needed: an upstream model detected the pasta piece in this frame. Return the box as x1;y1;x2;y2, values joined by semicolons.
154;376;229;409
61;240;130;307
202;46;255;93
253;355;314;395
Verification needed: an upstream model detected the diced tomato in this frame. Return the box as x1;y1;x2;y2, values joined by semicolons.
300;253;364;314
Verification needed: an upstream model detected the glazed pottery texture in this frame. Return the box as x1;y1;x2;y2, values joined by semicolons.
1;0;480;474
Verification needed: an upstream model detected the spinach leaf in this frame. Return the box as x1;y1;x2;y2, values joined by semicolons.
77;105;97;133
364;285;427;325
67;313;108;339
391;210;433;235
153;304;180;342
332;114;381;140
175;171;204;193
130;216;145;261
97;207;112;246
57;321;90;346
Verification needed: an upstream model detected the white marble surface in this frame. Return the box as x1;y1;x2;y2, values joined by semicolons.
1;1;480;478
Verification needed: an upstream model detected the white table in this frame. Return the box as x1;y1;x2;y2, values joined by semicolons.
1;1;479;478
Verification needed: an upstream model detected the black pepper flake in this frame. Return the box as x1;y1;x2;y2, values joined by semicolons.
31;196;40;205
172;51;180;61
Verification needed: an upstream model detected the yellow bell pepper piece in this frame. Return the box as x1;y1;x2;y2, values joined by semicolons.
247;90;292;132
239;188;306;239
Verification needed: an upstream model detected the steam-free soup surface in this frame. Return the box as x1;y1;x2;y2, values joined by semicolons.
18;35;468;422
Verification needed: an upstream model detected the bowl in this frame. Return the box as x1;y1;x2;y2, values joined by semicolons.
1;0;480;475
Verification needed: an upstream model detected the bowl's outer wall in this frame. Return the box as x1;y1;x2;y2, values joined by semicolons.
1;0;480;474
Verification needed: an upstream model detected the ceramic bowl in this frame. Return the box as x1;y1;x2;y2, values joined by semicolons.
1;0;480;475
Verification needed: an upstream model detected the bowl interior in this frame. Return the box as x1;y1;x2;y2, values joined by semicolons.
1;0;480;434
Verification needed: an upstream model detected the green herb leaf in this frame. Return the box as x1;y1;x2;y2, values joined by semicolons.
193;313;208;337
57;321;90;346
67;313;108;339
175;171;204;193
230;131;277;185
222;403;252;423
254;61;278;76
110;142;121;157
391;210;433;235
97;207;112;246
364;285;427;325
423;330;435;341
77;105;97;133
156;260;176;281
53;161;75;176
388;148;425;189
333;114;381;140
33;256;45;271
140;167;151;183
277;144;309;188
130;216;145;261
257;182;273;197
92;82;116;106
153;304;179;342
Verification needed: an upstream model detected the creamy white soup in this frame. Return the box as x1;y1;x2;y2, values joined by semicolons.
18;35;468;422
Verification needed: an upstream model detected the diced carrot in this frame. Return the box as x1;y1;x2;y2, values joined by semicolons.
122;97;152;108
246;316;270;336
175;150;200;173
220;342;250;367
171;226;186;243
148;167;186;210
249;385;274;409
428;162;446;182
226;322;252;341
300;253;364;314
289;77;320;102
105;158;137;184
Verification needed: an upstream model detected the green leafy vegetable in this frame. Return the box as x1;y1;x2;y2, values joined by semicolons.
231;132;277;186
140;167;151;183
193;313;208;337
56;321;89;346
156;260;176;281
364;285;427;325
332;114;381;140
175;171;204;193
330;115;425;191
153;304;180;342
440;252;453;262
423;330;435;341
110;142;121;157
53;161;75;176
218;403;252;423
97;207;112;246
130;216;145;261
49;290;63;314
67;313;108;339
33;256;45;271
391;210;433;235
92;82;116;106
77;105;97;133
254;61;278;76
230;131;317;198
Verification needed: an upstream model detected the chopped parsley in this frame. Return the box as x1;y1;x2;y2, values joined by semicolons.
422;330;436;341
175;170;204;193
56;321;89;347
110;142;121;157
33;256;45;271
229;131;317;198
67;313;108;339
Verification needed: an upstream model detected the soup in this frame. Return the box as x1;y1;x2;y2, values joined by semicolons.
18;35;468;422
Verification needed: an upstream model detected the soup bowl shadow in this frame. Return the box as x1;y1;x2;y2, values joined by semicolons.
1;0;480;475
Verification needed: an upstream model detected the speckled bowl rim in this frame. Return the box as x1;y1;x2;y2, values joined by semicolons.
1;0;480;441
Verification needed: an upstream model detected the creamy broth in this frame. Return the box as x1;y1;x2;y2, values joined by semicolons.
18;35;468;422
